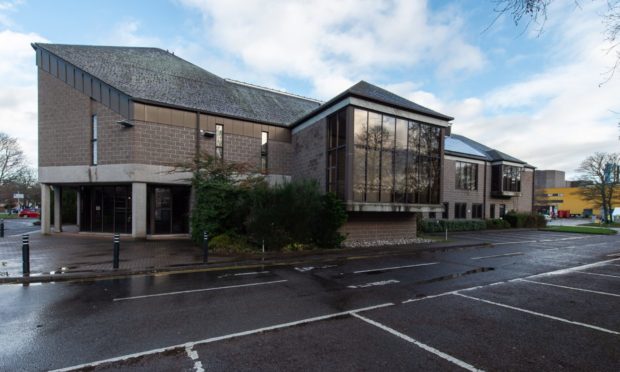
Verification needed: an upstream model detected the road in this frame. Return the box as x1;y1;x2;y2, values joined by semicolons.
0;217;40;237
1;230;619;371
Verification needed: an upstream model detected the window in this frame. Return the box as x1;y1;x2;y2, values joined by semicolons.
91;114;98;165
490;204;496;218
472;203;483;219
499;204;506;218
215;124;223;159
455;203;467;219
352;108;441;204
442;202;449;219
327;109;347;199
455;161;478;190
261;131;268;173
492;164;522;193
429;212;436;219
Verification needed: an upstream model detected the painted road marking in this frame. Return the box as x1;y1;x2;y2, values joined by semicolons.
217;271;270;279
295;265;337;272
491;241;537;245
517;279;620;298
113;280;288;302
50;302;395;372
526;257;620;277
607;252;620;257
352;313;484;372
471;252;524;260
353;262;439;274
348;279;400;289
574;271;620;279
453;293;620;335
185;345;204;372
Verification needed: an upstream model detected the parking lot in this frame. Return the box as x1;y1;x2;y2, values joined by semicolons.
2;229;619;371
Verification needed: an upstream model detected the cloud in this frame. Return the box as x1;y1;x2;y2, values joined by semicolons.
101;18;162;47
0;29;48;169
179;0;486;98
0;0;23;27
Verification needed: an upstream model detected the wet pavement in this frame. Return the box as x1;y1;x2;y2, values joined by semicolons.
1;229;619;371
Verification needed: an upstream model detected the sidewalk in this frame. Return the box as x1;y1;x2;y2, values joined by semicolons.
0;232;487;284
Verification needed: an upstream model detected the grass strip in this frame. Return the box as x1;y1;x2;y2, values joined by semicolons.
541;226;617;235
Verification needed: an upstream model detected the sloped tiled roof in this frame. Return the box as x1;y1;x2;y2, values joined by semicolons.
34;43;321;126
292;80;453;126
448;134;527;164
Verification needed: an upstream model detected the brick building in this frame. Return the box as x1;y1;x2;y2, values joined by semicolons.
34;43;534;242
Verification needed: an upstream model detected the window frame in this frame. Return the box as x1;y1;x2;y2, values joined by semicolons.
215;124;224;160
261;131;268;173
472;203;483;219
454;202;467;219
455;161;478;190
91;114;98;166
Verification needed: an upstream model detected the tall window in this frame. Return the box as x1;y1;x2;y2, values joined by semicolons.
472;203;483;219
91;114;98;165
499;204;506;218
352;108;441;204
215;124;223;160
492;164;522;193
327;109;347;199
456;161;478;190
490;204;496;218
442;202;449;219
261;131;268;173
455;203;467;219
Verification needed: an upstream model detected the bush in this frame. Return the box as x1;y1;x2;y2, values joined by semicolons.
208;233;256;254
486;218;511;229
420;219;486;233
503;211;547;228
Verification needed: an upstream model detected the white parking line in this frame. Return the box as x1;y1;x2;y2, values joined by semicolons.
185;345;204;372
516;279;620;298
50;302;394;372
492;240;537;245
353;262;439;274
352;313;483;371
348;279;399;289
527;257;620;277
113;280;288;302
574;271;620;279
217;271;270;279
453;293;620;335
470;252;524;260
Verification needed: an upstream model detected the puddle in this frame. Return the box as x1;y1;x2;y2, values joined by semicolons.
414;267;494;285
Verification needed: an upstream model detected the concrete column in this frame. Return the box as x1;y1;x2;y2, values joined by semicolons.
53;185;62;232
76;190;81;228
132;182;147;238
40;184;51;234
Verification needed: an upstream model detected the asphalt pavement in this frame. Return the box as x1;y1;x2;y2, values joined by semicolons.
1;229;619;371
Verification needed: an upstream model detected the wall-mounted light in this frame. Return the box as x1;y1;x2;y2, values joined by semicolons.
116;119;134;128
201;130;215;138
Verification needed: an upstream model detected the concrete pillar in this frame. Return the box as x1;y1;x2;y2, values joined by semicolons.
76;190;81;228
53;185;62;232
40;184;51;234
132;182;147;238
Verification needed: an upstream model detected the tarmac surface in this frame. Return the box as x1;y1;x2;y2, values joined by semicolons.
1;228;619;371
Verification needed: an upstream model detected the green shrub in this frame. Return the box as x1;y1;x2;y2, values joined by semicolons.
208;233;256;254
503;211;547;228
420;219;486;233
486;218;511;229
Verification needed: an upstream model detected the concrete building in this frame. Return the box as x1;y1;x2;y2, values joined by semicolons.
34;43;533;242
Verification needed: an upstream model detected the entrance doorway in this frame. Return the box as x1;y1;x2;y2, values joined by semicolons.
147;186;190;234
80;185;132;233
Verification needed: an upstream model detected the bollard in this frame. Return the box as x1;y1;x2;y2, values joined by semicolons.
203;231;209;263
113;234;120;269
22;234;30;275
0;219;4;238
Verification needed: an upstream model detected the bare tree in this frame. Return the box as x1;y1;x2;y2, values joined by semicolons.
492;0;620;82
0;132;27;185
575;152;620;222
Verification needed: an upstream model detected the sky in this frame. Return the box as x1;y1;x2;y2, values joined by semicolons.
0;0;619;179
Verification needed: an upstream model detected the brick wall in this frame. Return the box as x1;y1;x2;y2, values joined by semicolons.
340;212;417;243
291;118;326;188
38;69;91;166
441;158;485;219
132;120;196;166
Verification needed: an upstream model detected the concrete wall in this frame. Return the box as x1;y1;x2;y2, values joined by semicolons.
535;170;566;189
340;212;417;244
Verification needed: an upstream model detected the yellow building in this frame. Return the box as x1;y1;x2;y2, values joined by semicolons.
536;187;620;217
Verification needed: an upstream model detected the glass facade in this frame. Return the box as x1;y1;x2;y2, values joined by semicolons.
492;164;522;193
147;186;190;234
80;185;132;233
326;109;347;199
352;108;442;204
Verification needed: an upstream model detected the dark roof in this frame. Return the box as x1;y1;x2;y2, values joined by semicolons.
448;134;527;164
292;80;453;126
34;43;321;126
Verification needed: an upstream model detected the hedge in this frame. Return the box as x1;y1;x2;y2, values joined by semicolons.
419;219;486;233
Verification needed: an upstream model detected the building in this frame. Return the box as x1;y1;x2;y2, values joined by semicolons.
437;134;535;220
34;43;533;243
